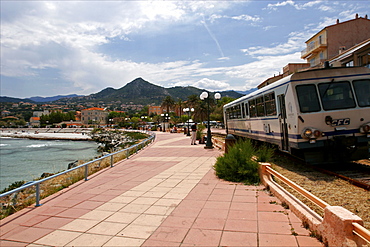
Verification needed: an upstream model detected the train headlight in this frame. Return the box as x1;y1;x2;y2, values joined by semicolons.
303;129;312;138
359;123;370;134
302;128;322;140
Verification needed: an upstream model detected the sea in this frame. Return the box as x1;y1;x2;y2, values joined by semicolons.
0;137;99;191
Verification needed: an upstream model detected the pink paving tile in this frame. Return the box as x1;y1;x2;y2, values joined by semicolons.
258;220;292;234
147;226;189;243
20;215;50;227
184;192;210;201
258;211;290;222
142;239;182;247
203;200;230;209
258;233;298;247
1;226;54;243
290;221;311;236
0;239;27;246
232;195;257;203
228;209;258;221
224;219;258;233
220;231;257;246
230;202;257;211
296;235;324;246
88;194;118;202
211;188;235;195
197;208;229;219
192;218;226;230
258;194;281;204
55;208;91;218
73;200;105;210
54;199;85;208
182;228;222;246
33;216;74;230
160;216;196;229
207;193;233;202
233;188;258;196
258;202;286;212
29;206;67;216
170;206;202;218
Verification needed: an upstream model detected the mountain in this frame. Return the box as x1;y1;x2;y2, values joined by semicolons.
83;78;244;105
28;94;83;102
236;88;257;96
0;96;35;103
1;78;244;104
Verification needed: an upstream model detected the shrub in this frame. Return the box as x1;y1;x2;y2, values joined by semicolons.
256;144;274;162
214;139;260;185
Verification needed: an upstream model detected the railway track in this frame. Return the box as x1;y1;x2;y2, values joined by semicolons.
312;161;370;191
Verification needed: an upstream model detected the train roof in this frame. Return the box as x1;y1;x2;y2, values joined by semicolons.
224;66;370;108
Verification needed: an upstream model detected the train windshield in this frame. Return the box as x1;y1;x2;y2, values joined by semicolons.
353;79;370;107
318;81;356;110
296;85;321;113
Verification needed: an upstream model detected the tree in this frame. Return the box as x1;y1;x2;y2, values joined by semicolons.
161;96;175;114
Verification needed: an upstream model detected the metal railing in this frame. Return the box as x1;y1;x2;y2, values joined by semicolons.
0;130;155;207
264;165;370;244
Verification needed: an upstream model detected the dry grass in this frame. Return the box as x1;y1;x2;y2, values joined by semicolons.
271;157;370;230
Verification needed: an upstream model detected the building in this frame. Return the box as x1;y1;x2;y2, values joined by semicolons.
81;107;108;126
29;117;40;127
301;14;370;67
148;106;163;116
329;38;370;68
282;63;310;77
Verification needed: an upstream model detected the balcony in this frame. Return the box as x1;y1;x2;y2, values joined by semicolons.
301;41;327;59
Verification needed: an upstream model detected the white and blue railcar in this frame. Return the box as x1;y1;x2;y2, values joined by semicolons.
223;66;370;163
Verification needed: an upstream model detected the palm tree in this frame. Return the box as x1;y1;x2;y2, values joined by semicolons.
161;96;175;113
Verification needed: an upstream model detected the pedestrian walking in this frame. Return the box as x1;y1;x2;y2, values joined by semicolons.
191;123;197;145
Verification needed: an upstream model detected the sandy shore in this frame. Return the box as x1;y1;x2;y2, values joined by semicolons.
0;129;92;141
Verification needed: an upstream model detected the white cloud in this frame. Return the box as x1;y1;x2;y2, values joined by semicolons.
267;0;323;10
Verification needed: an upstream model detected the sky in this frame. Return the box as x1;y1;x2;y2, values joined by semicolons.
1;0;369;98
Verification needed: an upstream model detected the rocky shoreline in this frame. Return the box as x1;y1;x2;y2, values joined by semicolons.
0;128;92;141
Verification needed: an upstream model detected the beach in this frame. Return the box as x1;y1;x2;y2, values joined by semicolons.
0;128;92;141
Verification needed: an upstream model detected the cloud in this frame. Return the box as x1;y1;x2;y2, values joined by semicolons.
267;0;323;10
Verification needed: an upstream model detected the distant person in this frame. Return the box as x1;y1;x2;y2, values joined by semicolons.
191;123;197;145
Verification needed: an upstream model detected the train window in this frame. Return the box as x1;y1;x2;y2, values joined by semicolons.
353;79;370;107
264;92;277;116
249;99;257;117
296;85;321;112
256;96;265;117
318;81;356;110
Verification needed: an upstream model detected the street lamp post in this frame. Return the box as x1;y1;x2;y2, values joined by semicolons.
161;113;168;132
183;108;194;136
200;92;221;149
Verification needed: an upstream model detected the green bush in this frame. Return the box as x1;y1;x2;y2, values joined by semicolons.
214;139;260;185
256;144;274;162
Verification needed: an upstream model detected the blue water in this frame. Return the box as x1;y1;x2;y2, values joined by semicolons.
0;138;99;191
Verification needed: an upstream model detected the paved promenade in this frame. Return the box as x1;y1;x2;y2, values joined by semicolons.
0;132;323;246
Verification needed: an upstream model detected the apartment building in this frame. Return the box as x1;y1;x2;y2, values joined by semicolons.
81;107;108;126
301;14;370;67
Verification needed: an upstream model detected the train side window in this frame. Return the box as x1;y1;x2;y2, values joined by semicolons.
318;81;356;110
296;85;321;112
241;103;246;118
353;79;370;107
264;92;277;116
256;96;265;117
244;102;249;116
249;99;257;117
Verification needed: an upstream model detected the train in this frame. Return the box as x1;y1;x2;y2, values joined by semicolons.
223;66;370;164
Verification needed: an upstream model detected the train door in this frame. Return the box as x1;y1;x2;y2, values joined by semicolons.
277;94;289;151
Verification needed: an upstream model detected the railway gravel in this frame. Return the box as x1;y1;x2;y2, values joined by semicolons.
271;157;370;230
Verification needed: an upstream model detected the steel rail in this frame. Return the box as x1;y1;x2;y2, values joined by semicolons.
352;222;370;244
0;130;155;207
